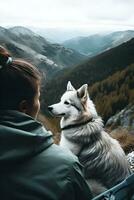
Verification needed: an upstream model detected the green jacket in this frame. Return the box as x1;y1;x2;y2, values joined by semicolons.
0;110;92;200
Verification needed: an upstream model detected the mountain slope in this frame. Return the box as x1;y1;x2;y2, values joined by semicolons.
88;64;134;121
0;26;86;78
63;30;134;56
42;38;134;115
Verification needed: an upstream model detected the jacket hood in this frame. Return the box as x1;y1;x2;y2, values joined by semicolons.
0;110;53;165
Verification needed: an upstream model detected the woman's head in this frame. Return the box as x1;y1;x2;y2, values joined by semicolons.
0;46;41;118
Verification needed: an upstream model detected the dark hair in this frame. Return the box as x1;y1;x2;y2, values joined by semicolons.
0;46;41;110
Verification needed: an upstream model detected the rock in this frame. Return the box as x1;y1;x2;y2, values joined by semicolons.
127;151;134;172
106;104;134;130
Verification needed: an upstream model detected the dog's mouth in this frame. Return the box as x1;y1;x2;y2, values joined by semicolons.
56;113;65;117
49;112;65;117
48;106;65;117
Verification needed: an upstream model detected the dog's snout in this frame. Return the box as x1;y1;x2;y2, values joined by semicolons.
48;106;53;112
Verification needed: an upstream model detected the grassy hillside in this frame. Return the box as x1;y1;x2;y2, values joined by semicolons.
37;113;60;144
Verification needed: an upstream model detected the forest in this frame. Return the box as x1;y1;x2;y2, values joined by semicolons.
89;64;134;122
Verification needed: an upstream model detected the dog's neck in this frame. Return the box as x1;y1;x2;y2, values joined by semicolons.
61;117;104;144
61;117;94;131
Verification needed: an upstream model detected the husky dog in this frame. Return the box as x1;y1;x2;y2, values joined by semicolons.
48;81;131;196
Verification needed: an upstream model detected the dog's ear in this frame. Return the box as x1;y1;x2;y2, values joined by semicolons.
77;84;88;101
67;81;76;91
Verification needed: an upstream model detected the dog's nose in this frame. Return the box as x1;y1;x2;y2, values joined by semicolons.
48;106;53;112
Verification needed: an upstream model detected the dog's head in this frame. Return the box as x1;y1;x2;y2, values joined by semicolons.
48;81;97;122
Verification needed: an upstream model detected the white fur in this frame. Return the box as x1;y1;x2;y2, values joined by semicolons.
48;81;131;196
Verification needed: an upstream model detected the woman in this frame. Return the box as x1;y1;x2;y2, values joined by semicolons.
0;46;92;200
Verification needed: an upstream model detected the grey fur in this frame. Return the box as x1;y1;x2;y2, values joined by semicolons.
49;82;131;196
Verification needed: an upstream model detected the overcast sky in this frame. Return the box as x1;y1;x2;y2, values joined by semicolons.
0;0;134;32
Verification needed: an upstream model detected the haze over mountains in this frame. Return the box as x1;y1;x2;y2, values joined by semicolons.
0;26;86;78
63;30;134;57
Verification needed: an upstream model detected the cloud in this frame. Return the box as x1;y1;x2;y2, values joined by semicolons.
0;0;134;31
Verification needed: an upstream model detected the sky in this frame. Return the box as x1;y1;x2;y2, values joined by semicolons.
0;0;134;33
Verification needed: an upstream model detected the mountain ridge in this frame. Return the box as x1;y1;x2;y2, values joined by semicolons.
63;30;134;56
0;26;86;78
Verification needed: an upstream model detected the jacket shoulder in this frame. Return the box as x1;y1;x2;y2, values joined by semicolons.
44;143;79;166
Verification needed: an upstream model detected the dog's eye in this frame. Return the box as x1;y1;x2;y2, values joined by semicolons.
64;101;70;105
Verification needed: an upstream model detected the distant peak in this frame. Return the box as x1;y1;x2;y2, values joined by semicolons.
0;26;6;31
8;26;36;36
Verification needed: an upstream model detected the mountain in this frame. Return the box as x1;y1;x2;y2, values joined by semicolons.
0;26;86;78
42;38;134;118
63;30;134;56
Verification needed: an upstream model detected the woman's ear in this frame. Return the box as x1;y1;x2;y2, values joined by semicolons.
19;100;29;114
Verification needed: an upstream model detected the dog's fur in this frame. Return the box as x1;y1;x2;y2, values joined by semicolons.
48;82;131;196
